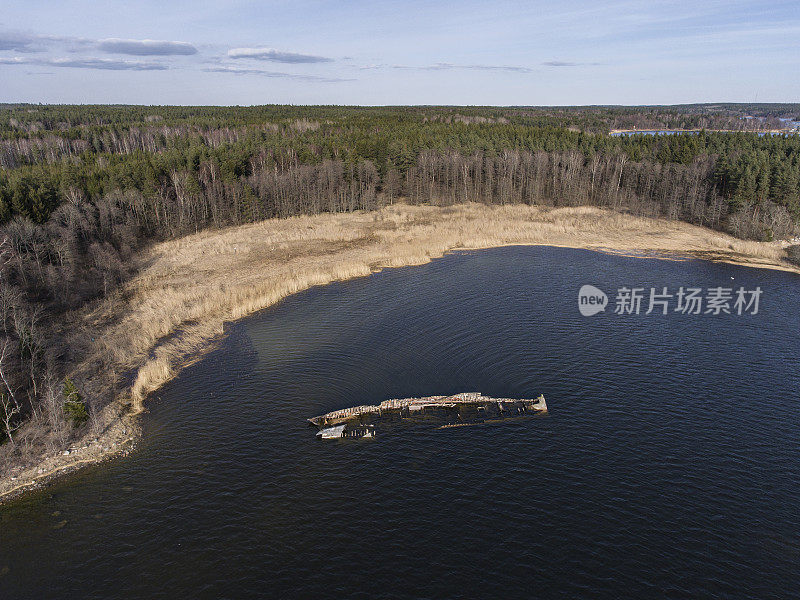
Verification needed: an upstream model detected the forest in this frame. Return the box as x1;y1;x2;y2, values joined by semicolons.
1;103;799;464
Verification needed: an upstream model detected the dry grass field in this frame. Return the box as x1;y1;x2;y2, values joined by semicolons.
110;203;795;411
2;202;797;501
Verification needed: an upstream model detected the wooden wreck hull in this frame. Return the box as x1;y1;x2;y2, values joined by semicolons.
308;392;547;429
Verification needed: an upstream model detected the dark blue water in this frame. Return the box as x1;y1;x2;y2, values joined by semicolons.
2;246;799;599
610;130;796;137
610;130;698;136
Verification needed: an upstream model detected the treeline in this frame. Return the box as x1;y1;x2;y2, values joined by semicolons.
1;104;799;467
2;128;800;228
3;103;797;140
1;158;383;309
404;150;795;239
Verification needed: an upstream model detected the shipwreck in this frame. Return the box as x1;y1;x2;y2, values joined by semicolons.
308;392;547;439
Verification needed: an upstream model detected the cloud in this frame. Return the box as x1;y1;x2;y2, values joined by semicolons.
40;34;94;48
391;62;534;73
98;38;198;56
0;56;167;70
203;65;351;82
542;60;578;67
0;30;95;53
0;31;42;53
227;47;333;64
0;30;195;56
52;58;168;70
541;60;603;67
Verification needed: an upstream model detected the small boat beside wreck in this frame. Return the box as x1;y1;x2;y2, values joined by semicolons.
316;424;376;439
309;392;547;439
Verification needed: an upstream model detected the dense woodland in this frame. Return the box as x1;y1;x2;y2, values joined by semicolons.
1;103;800;465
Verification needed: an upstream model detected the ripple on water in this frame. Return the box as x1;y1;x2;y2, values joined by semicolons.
1;246;799;599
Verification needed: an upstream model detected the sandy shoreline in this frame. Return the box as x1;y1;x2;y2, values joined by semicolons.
2;202;798;505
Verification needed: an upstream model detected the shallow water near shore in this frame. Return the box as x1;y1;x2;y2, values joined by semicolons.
2;246;800;599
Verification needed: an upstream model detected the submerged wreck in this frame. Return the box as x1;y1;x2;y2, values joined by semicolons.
309;392;547;439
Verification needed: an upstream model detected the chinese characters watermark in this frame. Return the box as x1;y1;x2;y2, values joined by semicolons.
579;285;761;316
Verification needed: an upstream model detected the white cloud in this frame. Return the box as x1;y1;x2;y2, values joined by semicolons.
98;38;198;56
0;31;43;53
391;62;535;73
0;56;167;70
0;30;196;57
203;65;350;82
227;47;333;64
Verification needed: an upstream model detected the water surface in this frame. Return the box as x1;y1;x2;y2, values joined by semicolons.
609;130;794;137
2;246;799;599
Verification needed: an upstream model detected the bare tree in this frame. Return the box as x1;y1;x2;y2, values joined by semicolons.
0;338;21;446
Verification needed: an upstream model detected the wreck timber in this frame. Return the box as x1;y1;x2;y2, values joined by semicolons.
316;424;376;439
307;392;547;428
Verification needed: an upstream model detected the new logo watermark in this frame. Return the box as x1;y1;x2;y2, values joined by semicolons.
578;285;608;316
578;285;762;316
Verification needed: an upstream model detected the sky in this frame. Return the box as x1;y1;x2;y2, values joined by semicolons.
1;0;798;106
